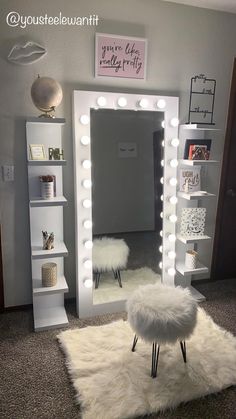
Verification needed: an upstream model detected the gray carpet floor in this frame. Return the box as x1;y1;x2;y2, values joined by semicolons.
0;278;236;419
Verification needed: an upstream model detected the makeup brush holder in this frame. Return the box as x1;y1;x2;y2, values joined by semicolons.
185;250;198;270
42;262;57;287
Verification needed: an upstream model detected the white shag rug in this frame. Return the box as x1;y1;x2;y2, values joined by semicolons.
58;308;236;419
93;267;160;305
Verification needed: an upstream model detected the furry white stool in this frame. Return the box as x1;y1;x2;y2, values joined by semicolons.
93;237;129;288
127;283;198;378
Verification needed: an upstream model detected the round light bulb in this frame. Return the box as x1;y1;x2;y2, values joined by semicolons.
168;251;176;260
157;99;166;109
159;230;163;237
82;160;91;169
83;278;93;288
161;140;165;147
118;97;127;107
169;196;178;205
168;234;176;243
84;240;93;249
82;199;91;208
160;212;163;219
169;177;178;186
80;136;90;146
160;177;164;184
171;138;180;147
160;194;164;201
82;179;92;189
159;262;163;269
83;220;92;229
167;267;176;276
169;214;177;223
170;159;178;168
161;160;164;167
97;96;107;107
84;259;92;269
139;98;148;108
159;245;163;253
161;121;165;128
170;117;179;127
80;114;89;125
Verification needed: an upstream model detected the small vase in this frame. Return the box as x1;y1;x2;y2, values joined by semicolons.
41;181;54;199
185;250;198;269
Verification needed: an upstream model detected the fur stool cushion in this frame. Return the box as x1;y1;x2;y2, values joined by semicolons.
93;237;129;272
127;283;198;344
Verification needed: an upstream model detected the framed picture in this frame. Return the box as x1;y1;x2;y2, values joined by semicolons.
180;208;206;237
95;33;147;79
179;167;201;192
29;144;46;160
184;139;212;160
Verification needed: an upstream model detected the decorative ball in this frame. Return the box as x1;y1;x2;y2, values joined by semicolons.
31;75;63;116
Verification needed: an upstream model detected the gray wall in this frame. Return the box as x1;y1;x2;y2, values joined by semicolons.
0;0;236;306
91;109;162;235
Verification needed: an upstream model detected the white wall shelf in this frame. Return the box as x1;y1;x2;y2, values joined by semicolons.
32;242;68;259
33;276;68;295
30;196;67;207
178;191;215;200
26;118;69;331
176;262;208;276
177;234;211;244
28;160;66;166
179;159;219;166
181;124;221;131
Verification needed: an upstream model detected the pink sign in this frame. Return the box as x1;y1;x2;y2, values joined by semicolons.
95;33;147;79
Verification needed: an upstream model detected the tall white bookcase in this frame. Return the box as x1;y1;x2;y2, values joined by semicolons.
176;124;220;301
26;117;69;331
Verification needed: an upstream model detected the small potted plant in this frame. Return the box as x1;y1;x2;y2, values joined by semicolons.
40;175;54;199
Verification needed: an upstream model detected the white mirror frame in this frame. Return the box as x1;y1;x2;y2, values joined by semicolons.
73;90;179;318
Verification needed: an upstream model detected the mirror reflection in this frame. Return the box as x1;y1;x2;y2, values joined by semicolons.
91;109;164;304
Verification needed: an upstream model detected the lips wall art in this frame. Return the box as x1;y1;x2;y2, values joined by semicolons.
7;41;47;65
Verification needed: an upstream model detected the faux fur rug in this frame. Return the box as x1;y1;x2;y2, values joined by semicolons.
58;309;236;419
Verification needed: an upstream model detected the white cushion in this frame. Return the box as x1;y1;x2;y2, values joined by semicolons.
127;283;198;344
93;237;129;272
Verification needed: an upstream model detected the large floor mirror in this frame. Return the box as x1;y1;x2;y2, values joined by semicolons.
73;91;179;318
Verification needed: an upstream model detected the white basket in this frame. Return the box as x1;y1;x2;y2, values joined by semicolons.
41;181;54;199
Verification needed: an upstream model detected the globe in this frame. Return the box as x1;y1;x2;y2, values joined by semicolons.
31;75;63;118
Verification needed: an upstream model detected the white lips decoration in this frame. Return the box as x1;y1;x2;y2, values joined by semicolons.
8;41;47;65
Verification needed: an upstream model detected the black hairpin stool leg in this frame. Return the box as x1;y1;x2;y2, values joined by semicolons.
151;342;160;378
112;269;118;279
131;334;138;352
95;272;101;289
116;269;122;288
180;341;187;363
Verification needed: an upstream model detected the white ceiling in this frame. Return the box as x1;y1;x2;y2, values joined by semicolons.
161;0;236;14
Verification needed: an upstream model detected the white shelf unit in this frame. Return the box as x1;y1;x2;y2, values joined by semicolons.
177;191;215;200
176;124;221;301
26;118;69;331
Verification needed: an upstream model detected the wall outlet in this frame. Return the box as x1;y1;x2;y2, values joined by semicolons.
2;165;14;182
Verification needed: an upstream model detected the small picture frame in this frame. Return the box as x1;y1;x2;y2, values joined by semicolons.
29;144;46;160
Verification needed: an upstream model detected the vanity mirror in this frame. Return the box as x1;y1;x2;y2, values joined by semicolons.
73;91;179;318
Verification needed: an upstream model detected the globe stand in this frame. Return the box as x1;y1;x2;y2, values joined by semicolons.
38;106;56;119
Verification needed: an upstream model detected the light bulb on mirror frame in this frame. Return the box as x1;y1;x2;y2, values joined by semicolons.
159;261;163;269
82;179;92;189
83;220;92;229
156;99;166;109
84;240;93;249
84;259;92;269
169;159;178;168
82;159;91;169
169;196;178;205
169;177;178;186
168;234;176;243
169;214;177;223
171;138;180;147
80;114;90;125
168;251;176;260
159;245;163;253
97;96;107;107
170;117;179;127
118;97;127;107
83;278;93;288
82;199;92;209
80;136;90;145
139;98;148;108
167;267;176;276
